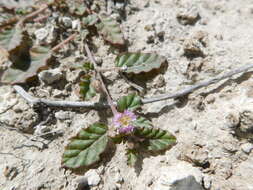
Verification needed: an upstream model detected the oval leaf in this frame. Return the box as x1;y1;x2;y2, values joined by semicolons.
0;27;23;51
115;52;166;74
117;94;141;112
62;123;109;169
135;126;176;151
83;14;99;26
126;149;138;167
80;75;96;100
132;117;153;128
96;13;125;45
2;46;51;84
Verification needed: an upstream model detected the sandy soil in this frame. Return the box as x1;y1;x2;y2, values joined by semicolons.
1;0;253;190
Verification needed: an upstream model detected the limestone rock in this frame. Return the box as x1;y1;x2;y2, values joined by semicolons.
241;143;253;154
34;28;48;41
152;162;203;190
38;68;63;84
84;170;101;186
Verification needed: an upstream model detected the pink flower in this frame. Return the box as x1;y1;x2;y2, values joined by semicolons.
113;110;137;133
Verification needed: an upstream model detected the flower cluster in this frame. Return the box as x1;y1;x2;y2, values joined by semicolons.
113;110;136;134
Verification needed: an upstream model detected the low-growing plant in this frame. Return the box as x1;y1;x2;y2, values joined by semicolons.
0;0;177;171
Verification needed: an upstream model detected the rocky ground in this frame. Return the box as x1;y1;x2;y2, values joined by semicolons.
1;0;253;190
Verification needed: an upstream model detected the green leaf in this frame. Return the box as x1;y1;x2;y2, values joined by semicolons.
79;75;96;100
133;117;153;128
96;13;125;45
117;94;141;112
0;27;23;51
115;52;166;74
126;149;138;167
83;14;99;26
135;126;176;151
2;46;51;84
62;123;109;169
82;62;94;73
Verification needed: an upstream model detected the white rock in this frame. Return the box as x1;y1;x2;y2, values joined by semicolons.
38;68;63;84
153;162;204;190
84;170;101;186
241;143;253;154
203;175;212;189
72;19;81;30
34;125;50;135
61;17;72;28
34;28;48;41
55;111;73;120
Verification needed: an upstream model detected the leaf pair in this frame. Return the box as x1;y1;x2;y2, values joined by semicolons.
62;94;176;169
82;13;125;46
62;121;176;169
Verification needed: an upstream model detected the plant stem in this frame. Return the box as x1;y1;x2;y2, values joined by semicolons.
84;43;118;115
13;63;253;109
51;33;77;52
13;85;109;108
18;4;48;26
142;63;253;104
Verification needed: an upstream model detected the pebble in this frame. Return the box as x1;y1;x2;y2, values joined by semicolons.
84;170;101;186
55;110;73;120
241;143;253;154
34;125;50;135
34;28;48;41
38;68;63;84
177;5;200;25
225;111;240;129
61;17;72;28
153;162;204;190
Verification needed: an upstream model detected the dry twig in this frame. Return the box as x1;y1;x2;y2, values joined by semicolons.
18;4;48;26
13;85;109;108
51;33;77;52
13;63;253;108
142;63;253;104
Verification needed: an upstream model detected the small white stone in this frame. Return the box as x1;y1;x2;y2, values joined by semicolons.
72;19;81;30
34;125;50;135
38;68;63;84
34;28;48;41
203;175;212;189
153;162;203;190
55;111;73;120
61;17;72;28
241;143;253;154
84;170;101;186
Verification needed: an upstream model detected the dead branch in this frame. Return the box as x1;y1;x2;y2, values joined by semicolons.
13;63;253;108
13;85;109;108
142;63;253;104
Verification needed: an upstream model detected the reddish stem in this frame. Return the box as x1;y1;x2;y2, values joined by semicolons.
84;43;118;116
51;33;77;52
